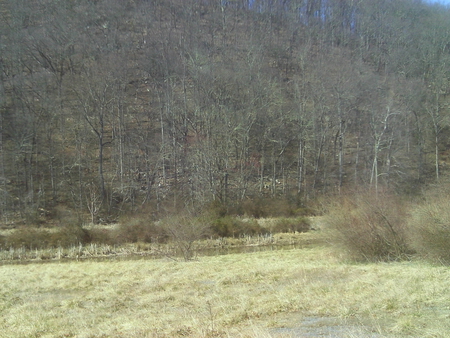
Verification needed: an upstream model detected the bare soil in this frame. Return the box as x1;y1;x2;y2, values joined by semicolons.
268;313;387;337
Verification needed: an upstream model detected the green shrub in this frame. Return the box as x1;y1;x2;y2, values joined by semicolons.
270;217;310;234
325;191;411;262
408;186;450;264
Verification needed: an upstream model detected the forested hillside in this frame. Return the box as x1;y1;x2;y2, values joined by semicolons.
1;0;450;224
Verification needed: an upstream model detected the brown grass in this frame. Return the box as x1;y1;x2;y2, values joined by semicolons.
1;242;450;337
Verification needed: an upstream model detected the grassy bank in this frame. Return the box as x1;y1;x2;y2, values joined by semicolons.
1;243;449;337
0;231;321;263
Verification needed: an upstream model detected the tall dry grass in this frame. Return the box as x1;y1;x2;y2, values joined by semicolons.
1;247;450;337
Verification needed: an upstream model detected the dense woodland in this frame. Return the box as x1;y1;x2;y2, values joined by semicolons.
1;0;450;225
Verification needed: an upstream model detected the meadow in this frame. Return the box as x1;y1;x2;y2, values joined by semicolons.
1;232;449;338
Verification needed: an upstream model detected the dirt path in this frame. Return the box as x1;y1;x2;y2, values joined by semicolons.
251;312;390;338
269;316;385;337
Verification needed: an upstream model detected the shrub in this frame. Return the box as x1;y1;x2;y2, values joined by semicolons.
206;200;228;218
54;205;83;227
113;219;167;244
408;186;450;264
5;227;51;249
4;225;92;249
240;196;310;218
241;198;267;218
325;191;411;262
49;225;91;247
162;215;212;260
211;217;269;238
88;227;115;245
270;217;310;234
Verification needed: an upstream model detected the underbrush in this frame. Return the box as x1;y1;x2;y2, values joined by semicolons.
1;225;90;250
208;196;313;218
212;217;269;237
6;181;450;265
325;184;450;264
0;194;315;255
269;217;311;233
407;184;450;264
324;190;412;262
0;213;312;261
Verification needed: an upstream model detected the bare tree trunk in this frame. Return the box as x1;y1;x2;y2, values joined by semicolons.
338;118;345;191
435;133;440;181
354;135;360;186
386;138;393;188
0;88;6;217
297;138;304;195
312;134;324;191
259;150;265;194
370;142;379;193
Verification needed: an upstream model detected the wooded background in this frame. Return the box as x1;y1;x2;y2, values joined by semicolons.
1;0;450;224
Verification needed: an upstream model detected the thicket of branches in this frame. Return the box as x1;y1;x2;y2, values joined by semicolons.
1;0;450;224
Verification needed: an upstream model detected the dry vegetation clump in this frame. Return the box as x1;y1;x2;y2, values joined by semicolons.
211;217;269;238
408;184;450;264
87;226;116;245
3;227;51;249
49;225;91;248
205;195;314;219
161;215;213;260
238;196;310;218
0;210;315;261
325;191;412;262
112;219;167;245
2;225;92;250
269;217;311;233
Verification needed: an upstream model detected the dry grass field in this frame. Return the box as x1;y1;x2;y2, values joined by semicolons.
1;234;450;338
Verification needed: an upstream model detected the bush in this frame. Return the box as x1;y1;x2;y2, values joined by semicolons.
4;225;91;249
49;225;91;247
88;227;115;245
408;186;450;264
211;217;269;238
270;217;310;234
5;227;51;249
113;219;167;244
162;215;212;260
240;198;267;218
240;196;310;218
325;191;411;262
54;205;83;227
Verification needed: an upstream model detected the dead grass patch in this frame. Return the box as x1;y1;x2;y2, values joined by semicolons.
0;247;449;337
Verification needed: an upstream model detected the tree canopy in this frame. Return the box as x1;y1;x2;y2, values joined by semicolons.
1;0;450;223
